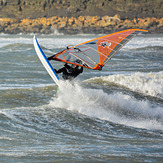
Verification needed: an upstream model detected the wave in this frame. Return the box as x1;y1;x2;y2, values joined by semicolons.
1;87;162;135
0;34;162;52
0;43;34;52
122;46;163;51
0;83;55;90
0;80;162;138
48;81;163;130
0;36;33;47
86;71;163;99
125;36;163;50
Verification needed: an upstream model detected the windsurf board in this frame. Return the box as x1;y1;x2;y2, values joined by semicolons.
33;36;60;86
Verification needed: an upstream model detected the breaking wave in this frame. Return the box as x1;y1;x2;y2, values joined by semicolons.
49;81;163;130
86;71;163;99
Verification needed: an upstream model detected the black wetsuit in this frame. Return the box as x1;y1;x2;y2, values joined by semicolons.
55;64;83;80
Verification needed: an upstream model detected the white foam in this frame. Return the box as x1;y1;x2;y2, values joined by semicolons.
122;35;163;50
49;81;163;130
0;34;162;50
0;34;94;49
0;37;33;48
37;37;93;49
92;71;163;98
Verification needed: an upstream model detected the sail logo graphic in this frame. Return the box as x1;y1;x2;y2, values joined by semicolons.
99;42;111;48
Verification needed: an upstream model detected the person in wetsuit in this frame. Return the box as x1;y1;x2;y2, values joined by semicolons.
54;63;83;80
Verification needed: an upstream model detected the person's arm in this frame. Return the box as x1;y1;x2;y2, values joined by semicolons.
54;67;65;73
64;63;71;70
48;55;55;60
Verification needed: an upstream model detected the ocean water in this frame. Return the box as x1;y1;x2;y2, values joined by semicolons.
0;33;163;162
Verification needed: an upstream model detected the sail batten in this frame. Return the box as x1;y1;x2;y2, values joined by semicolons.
50;29;147;70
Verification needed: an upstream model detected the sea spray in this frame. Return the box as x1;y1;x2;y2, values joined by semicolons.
49;80;163;130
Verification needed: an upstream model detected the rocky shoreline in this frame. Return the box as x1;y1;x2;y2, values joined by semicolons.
0;15;163;35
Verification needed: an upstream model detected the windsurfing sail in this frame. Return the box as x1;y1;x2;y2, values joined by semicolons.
49;29;148;70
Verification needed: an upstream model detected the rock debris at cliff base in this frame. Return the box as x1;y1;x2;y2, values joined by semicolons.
0;16;163;34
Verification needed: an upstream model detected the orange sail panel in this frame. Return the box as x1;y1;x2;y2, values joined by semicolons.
52;29;147;70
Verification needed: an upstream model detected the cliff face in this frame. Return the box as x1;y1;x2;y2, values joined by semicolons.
0;0;163;34
0;0;163;19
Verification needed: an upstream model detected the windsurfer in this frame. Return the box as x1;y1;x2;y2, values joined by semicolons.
54;63;83;80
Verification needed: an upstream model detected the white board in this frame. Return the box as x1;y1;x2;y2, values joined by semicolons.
33;36;60;86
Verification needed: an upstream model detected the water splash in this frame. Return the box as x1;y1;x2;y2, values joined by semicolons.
49;81;163;130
